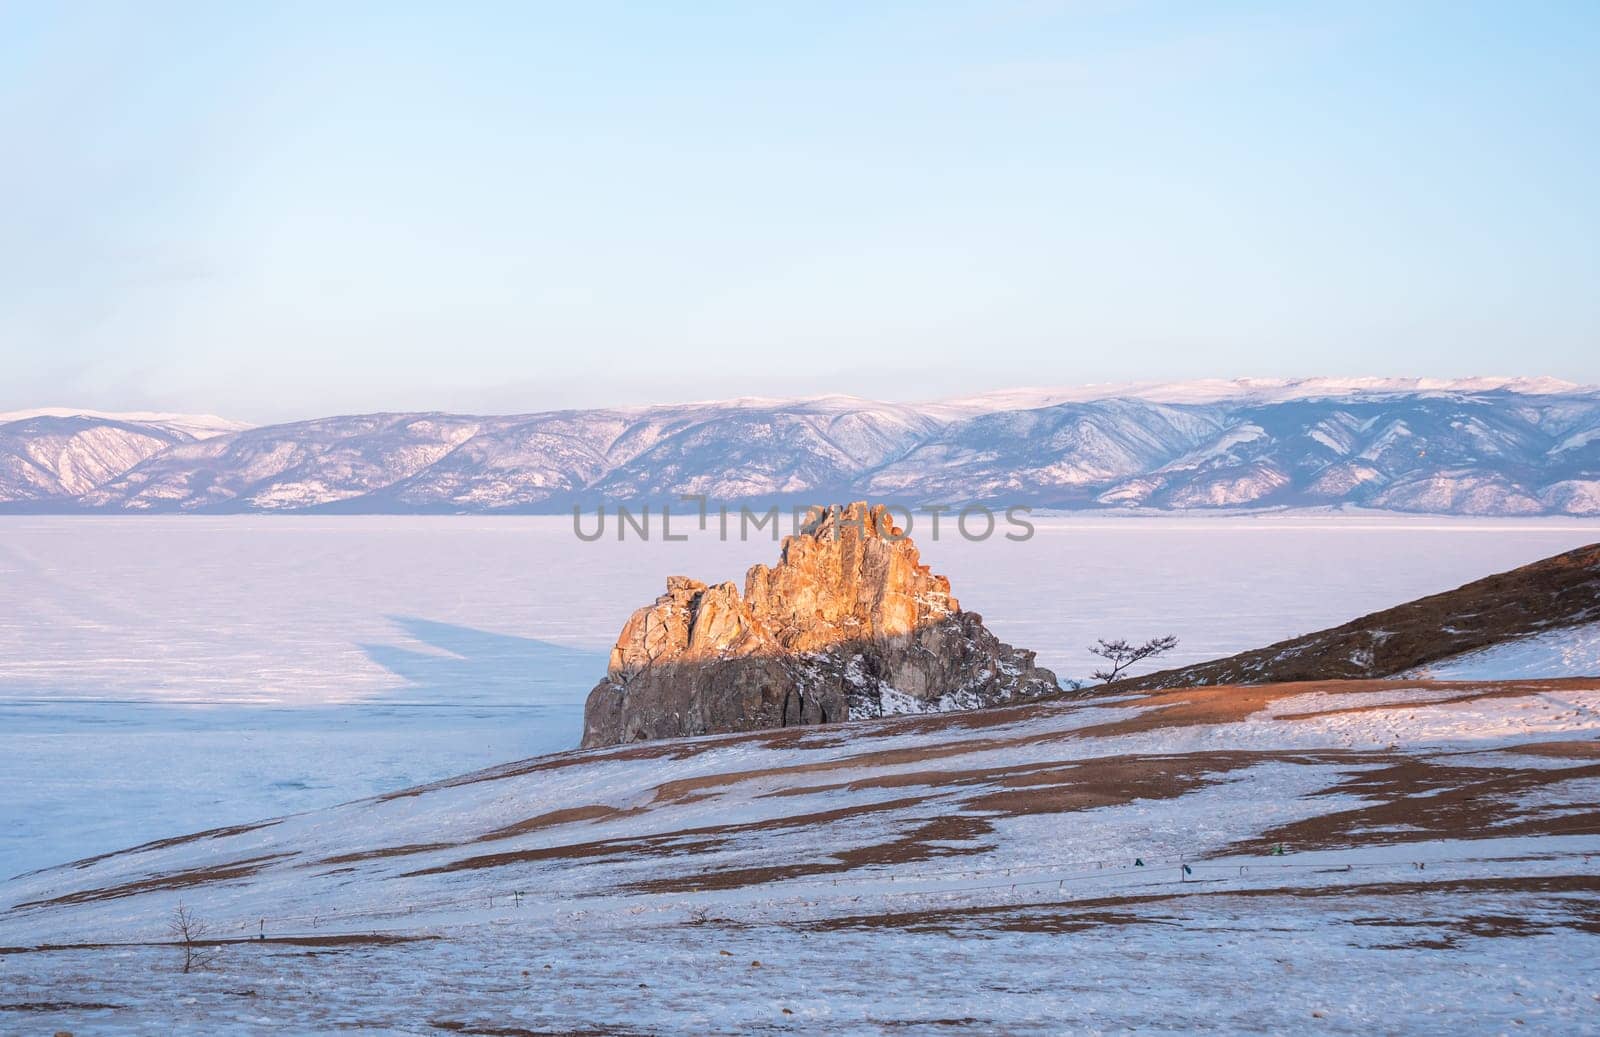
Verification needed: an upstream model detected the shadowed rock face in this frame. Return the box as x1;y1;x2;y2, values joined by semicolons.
581;502;1060;747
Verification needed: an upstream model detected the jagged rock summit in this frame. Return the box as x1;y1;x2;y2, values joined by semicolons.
581;502;1060;747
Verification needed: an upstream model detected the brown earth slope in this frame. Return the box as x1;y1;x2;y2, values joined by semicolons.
1113;542;1600;691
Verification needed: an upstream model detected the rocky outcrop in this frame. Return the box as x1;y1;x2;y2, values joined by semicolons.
581;502;1060;747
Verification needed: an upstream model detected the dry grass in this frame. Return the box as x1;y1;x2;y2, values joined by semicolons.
17;820;285;878
1501;739;1600;759
1223;758;1600;855
0;932;438;957
805;874;1600;935
13;853;298;909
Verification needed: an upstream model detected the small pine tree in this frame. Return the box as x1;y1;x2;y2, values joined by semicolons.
1088;635;1179;683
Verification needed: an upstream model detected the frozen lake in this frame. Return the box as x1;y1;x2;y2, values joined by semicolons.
4;512;1599;877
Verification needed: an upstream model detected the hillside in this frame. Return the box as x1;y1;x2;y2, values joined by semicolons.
4;669;1598;1032
4;379;1600;514
1116;543;1600;691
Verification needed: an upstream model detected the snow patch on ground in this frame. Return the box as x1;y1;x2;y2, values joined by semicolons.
1405;621;1600;680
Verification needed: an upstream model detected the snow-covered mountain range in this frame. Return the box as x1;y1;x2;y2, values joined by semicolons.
0;409;248;503
3;378;1598;514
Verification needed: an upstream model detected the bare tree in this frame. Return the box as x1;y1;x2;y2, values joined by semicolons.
168;902;215;973
1088;635;1178;683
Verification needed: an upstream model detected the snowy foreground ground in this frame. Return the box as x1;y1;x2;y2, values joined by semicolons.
4;675;1598;1034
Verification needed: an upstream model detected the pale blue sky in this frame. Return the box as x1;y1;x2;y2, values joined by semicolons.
1;1;1596;422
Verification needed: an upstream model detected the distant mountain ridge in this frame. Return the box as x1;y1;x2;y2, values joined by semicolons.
0;411;247;504
3;379;1599;515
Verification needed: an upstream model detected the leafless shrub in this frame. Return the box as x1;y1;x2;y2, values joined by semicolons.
685;904;727;925
168;902;216;973
1089;635;1178;683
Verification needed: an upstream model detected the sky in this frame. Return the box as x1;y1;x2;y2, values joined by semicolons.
1;1;1597;423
